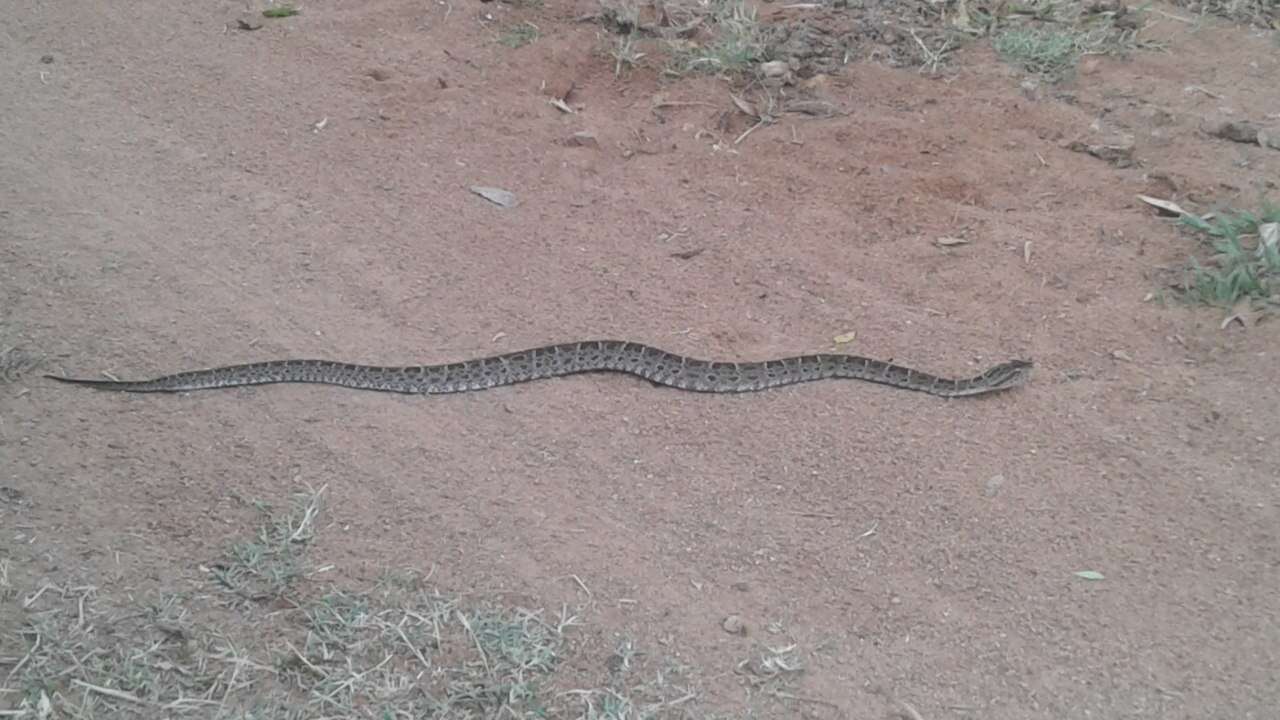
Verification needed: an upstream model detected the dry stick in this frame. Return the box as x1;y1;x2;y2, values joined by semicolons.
771;690;839;708
908;28;950;74
652;100;718;108
71;679;152;706
897;699;927;720
457;610;493;676
163;698;226;711
664;692;697;707
568;574;592;600
735;118;768;145
4;632;38;682
285;640;326;678
394;622;431;670
22;583;57;609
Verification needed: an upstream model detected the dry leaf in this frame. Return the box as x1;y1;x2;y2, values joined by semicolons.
760;61;790;78
1136;194;1188;217
469;186;518;208
832;332;857;344
1023;241;1033;264
1259;222;1278;253
935;236;969;247
721;615;747;635
730;94;759;118
566;131;598;148
1221;297;1256;330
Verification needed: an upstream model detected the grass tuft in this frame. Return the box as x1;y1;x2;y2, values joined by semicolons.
991;1;1157;81
207;485;326;603
1177;203;1280;310
500;22;541;49
993;27;1083;77
1169;0;1278;28
263;4;301;18
667;0;767;77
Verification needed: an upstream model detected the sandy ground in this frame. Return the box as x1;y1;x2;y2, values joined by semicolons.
2;1;1278;717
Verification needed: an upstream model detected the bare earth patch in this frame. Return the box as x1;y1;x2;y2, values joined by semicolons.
2;1;1278;718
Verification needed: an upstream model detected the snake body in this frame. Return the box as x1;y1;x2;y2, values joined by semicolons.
45;340;1032;398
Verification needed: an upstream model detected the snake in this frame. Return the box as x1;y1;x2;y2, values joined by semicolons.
46;340;1031;398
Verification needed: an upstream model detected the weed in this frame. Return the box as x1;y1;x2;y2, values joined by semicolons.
992;1;1156;80
263;4;301;18
610;35;648;77
1177;203;1280;310
1170;0;1278;28
668;0;766;77
0;489;736;718
0;344;41;383
993;27;1082;76
207;485;325;603
500;22;541;49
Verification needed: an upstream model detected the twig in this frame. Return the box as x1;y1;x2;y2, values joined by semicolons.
652;100;719;109
284;640;326;678
897;699;926;720
568;574;592;599
908;28;953;74
71;679;152;706
457;610;492;676
735;118;768;145
394;622;431;669
1151;8;1193;22
4;632;38;682
771;690;839;708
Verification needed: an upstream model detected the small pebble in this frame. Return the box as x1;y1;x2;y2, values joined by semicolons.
721;614;747;636
984;474;1005;498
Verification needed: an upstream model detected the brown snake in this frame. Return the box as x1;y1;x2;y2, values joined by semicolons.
46;340;1032;398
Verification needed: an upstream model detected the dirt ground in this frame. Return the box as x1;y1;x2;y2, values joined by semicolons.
2;0;1278;718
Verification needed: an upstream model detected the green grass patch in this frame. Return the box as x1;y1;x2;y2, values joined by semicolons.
499;22;540;49
1;487;729;719
207;485;325;604
263;4;301;18
993;27;1083;77
666;0;767;77
991;1;1157;80
1168;0;1278;28
1177;204;1280;311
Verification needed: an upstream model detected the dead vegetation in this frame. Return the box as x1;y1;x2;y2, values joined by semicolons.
1167;0;1279;28
1;486;815;719
580;0;1165;85
1176;204;1280;321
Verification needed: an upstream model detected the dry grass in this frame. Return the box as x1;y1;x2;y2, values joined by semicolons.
989;0;1160;80
0;345;41;384
0;486;822;718
1167;0;1278;28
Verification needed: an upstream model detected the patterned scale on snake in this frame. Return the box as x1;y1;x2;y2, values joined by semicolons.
45;340;1033;398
